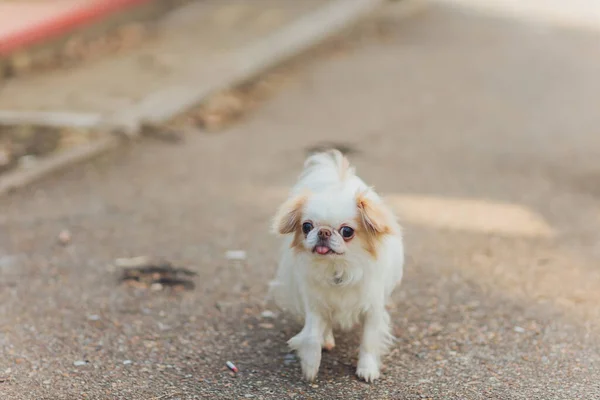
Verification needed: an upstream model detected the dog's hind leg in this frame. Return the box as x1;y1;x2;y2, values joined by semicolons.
322;325;335;351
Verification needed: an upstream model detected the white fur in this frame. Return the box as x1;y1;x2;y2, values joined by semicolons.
269;150;404;382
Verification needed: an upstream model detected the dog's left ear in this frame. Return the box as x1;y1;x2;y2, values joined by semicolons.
272;193;308;235
356;190;393;236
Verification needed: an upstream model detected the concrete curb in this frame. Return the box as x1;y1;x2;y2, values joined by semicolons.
0;110;102;128
0;0;396;196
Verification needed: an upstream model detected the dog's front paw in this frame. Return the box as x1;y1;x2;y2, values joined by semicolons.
356;353;380;383
288;335;322;381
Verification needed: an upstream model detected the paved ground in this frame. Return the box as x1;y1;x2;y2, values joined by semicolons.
2;1;600;399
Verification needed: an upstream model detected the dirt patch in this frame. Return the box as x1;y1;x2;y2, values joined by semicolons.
165;67;299;133
0;124;96;175
117;256;197;291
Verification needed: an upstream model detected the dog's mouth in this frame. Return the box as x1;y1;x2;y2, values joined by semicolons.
313;245;339;255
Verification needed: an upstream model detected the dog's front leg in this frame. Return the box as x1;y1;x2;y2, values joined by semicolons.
288;312;326;381
356;306;393;382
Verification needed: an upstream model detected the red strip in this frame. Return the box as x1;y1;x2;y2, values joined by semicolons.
0;0;152;56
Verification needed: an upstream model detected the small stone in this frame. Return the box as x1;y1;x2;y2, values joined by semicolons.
225;250;246;260
157;322;171;331
114;256;151;268
244;395;254;398
150;283;163;291
514;326;526;333
58;230;71;245
43;380;51;385
73;360;87;367
87;314;101;321
123;360;132;365
260;310;276;319
311;384;319;388
258;323;274;329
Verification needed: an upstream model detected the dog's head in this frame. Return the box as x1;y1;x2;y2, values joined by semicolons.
273;187;395;260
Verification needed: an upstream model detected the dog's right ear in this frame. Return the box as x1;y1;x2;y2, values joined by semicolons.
272;193;309;235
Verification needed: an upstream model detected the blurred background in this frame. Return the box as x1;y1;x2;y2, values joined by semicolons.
0;0;599;399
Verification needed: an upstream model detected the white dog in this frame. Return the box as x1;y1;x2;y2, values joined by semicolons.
269;149;404;382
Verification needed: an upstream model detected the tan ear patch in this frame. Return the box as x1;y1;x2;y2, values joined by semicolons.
272;194;308;235
356;192;392;235
356;191;394;257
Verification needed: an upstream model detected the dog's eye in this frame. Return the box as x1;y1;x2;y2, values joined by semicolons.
340;226;354;239
302;222;314;235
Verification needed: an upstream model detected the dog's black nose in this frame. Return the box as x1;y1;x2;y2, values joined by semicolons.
317;228;332;239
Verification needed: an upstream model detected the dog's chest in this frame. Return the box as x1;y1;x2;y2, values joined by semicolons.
308;260;371;330
316;284;366;330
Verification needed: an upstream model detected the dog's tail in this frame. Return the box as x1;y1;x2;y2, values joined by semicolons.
301;149;355;182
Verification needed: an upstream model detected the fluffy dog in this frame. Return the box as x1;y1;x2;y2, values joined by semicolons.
269;149;404;382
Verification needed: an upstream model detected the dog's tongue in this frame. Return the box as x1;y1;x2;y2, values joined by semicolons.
315;246;331;255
